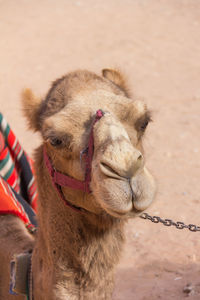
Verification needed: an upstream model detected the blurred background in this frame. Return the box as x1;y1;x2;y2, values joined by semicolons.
1;0;200;299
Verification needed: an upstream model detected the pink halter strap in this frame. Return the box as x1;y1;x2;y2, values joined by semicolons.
43;109;104;212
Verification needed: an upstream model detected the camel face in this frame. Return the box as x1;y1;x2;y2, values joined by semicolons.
23;69;156;218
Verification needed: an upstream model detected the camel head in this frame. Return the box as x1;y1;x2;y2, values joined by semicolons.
22;69;156;219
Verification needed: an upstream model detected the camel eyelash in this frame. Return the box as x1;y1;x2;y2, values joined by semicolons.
135;112;152;133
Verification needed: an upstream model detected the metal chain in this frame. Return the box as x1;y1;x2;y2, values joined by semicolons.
140;213;200;232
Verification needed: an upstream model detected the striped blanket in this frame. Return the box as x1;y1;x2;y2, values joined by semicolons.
0;113;37;233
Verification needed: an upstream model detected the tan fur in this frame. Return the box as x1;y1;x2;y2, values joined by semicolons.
21;88;42;132
0;69;156;299
102;68;130;97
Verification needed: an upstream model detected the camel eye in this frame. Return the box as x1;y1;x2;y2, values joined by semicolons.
50;138;62;147
135;113;151;136
140;120;149;132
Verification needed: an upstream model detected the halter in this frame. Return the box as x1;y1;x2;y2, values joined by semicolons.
43;109;104;212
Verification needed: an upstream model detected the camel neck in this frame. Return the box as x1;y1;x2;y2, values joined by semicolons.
32;205;125;300
33;215;125;300
32;148;125;299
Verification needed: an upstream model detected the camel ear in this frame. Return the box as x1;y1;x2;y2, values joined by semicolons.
21;88;42;132
102;68;129;97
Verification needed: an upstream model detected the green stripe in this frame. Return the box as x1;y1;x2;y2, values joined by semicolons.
0;113;2;132
4;164;15;181
0;114;10;140
0;150;10;169
4;124;10;139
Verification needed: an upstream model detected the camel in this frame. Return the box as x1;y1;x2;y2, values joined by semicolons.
0;69;156;300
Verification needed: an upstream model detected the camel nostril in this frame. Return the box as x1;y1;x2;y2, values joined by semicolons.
136;153;144;169
100;162;122;179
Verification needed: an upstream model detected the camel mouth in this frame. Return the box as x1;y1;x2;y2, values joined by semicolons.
93;166;155;218
107;194;149;218
99;186;154;219
102;199;145;218
97;187;139;218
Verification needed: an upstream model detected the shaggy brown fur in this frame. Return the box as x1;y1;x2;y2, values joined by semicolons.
0;69;156;299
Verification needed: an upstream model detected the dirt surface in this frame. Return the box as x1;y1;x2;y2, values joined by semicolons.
1;0;200;299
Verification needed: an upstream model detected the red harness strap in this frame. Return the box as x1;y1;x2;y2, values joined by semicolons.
43;109;104;212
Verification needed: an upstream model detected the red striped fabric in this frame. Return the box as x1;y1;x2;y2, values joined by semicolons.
0;113;37;227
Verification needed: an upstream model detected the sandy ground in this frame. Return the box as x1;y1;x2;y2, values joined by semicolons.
1;0;200;299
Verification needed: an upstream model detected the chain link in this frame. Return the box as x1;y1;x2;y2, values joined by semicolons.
140;213;200;232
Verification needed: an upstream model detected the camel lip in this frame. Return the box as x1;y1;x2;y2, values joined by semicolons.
130;182;144;211
105;198;149;217
106;204;144;218
130;193;146;214
131;189;136;202
131;188;149;212
132;197;153;211
103;198;134;218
